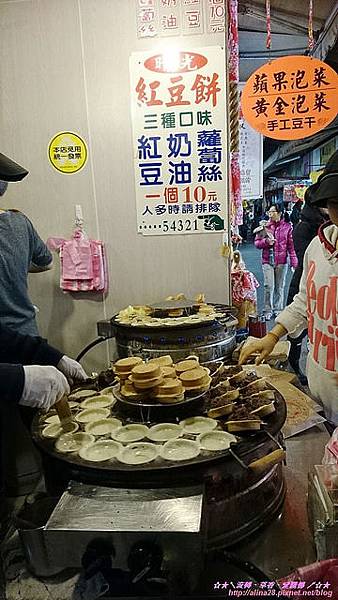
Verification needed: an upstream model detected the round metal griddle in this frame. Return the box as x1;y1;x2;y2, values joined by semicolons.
32;390;286;487
111;305;238;363
111;304;237;332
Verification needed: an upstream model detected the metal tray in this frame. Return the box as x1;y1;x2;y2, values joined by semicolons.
114;387;207;421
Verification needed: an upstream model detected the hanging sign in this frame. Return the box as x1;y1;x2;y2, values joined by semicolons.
48;132;87;174
241;55;338;141
239;83;263;199
130;47;227;235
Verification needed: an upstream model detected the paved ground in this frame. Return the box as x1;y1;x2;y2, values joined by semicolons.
239;241;293;315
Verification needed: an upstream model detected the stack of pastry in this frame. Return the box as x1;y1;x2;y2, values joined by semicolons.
174;358;211;394
113;357;143;383
148;355;174;368
129;363;164;391
174;357;200;375
151;378;185;404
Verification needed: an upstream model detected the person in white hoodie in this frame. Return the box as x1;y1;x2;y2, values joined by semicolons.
239;151;338;425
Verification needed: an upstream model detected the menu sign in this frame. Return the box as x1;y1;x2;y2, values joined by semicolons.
130;47;227;235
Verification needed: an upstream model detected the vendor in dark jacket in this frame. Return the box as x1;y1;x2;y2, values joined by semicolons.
287;198;328;383
0;323;86;540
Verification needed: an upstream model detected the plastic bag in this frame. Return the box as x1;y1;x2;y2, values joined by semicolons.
323;427;338;465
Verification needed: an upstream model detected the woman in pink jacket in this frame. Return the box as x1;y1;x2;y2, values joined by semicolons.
255;205;298;320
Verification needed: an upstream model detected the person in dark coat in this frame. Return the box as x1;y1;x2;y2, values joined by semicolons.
286;198;328;383
0;323;86;541
290;200;303;227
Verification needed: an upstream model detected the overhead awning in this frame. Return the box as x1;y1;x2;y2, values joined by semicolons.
312;4;338;64
264;118;338;174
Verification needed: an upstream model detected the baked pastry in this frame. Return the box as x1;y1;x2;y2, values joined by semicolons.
240;378;268;395
198;304;215;315
156;393;185;404
131;376;164;390
131;363;162;380
246;390;275;402
207;395;235;418
152;378;184;397
161;366;176;378
225;405;262;432
179;367;209;389
220;365;243;377
249;401;275;417
148;355;174;367
228;370;247;385
114;357;143;373
209;380;231;398
194;293;206;304
210;363;226;384
175;358;200;374
168;309;183;317
120;385;147;401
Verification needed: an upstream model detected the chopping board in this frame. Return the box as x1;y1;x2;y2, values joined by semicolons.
268;379;320;425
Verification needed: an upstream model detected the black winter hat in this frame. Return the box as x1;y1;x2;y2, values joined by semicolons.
0;152;28;182
306;150;338;208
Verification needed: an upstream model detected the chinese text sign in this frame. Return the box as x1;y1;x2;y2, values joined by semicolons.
130;47;227;235
241;55;338;141
239;83;263;199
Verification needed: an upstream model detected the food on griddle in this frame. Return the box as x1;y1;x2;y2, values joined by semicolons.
220;364;243;377
244;390;275;402
240;377;268;395
175;358;200;374
249;401;275;417
235;372;257;388
198;304;215;316
68;389;99;401
210;363;226;385
207;362;223;375
225;405;262;432
194;293;206;304
228;370;247;385
209;379;231;398
207;395;235;418
168;309;184;317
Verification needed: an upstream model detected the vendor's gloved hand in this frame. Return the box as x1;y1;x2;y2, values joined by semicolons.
239;333;278;366
20;366;70;411
57;355;87;385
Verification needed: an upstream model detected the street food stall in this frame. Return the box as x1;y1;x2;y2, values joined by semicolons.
7;299;331;597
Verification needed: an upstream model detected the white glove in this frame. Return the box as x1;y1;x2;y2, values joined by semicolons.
57;356;87;385
20;365;70;411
